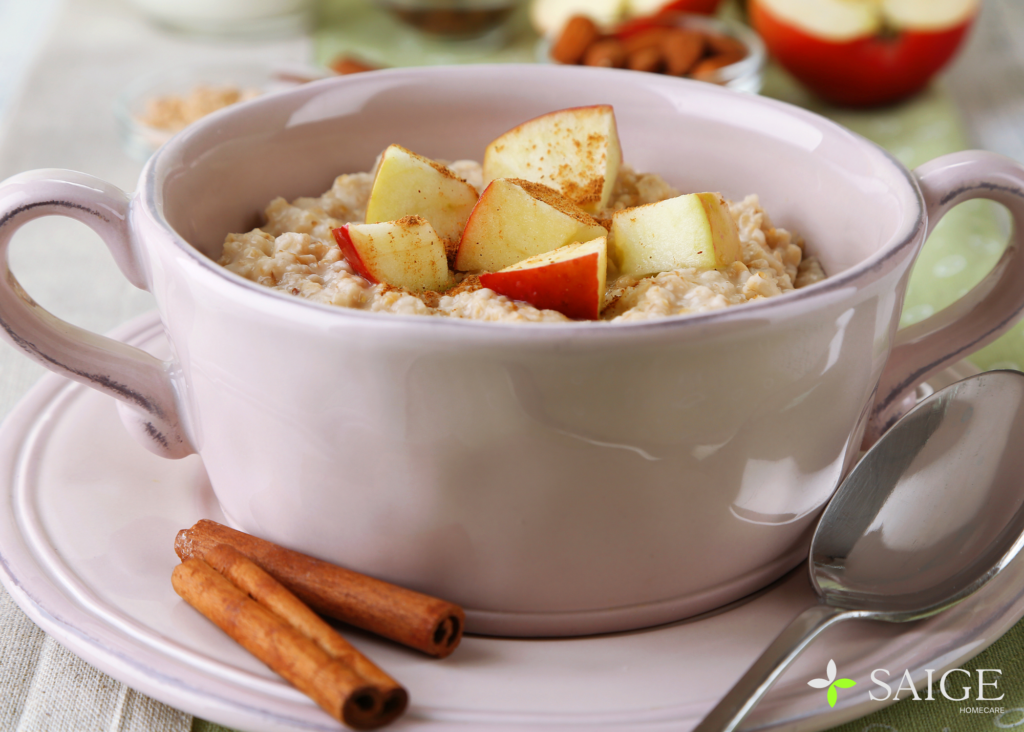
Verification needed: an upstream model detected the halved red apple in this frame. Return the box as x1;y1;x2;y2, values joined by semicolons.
750;0;979;107
479;237;608;320
455;178;609;273
333;216;451;292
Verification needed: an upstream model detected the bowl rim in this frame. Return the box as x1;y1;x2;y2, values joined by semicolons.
138;63;925;335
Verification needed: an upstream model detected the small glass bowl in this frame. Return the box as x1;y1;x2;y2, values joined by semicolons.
540;12;765;94
114;64;310;161
125;0;314;39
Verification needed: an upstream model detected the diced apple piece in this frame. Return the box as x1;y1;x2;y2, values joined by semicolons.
365;144;479;244
482;105;622;214
610;193;740;278
332;216;451;292
455;178;609;273
480;237;608;320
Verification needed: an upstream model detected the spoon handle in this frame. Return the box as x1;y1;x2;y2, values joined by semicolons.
692;603;854;732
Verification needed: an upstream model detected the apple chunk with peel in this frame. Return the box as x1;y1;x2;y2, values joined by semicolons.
611;193;740;278
365;144;479;244
332;216;451;293
483;105;622;214
455;178;609;273
480;237;608;321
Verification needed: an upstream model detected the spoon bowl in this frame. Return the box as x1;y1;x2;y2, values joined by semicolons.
812;370;1024;619
696;370;1024;731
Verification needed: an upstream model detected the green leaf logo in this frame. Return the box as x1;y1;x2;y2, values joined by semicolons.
808;660;857;708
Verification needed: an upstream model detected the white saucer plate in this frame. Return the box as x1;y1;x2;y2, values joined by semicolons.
0;313;1015;732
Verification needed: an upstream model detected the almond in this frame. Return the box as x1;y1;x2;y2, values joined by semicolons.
622;27;672;55
627;46;664;73
704;33;747;60
662;29;705;77
552;15;602;65
583;38;627;68
690;51;747;82
330;56;380;75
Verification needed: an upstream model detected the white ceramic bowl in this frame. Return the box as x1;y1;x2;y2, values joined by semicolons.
2;66;1024;636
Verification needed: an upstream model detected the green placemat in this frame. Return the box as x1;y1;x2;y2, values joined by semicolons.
193;8;1023;732
822;620;1024;732
761;64;1024;373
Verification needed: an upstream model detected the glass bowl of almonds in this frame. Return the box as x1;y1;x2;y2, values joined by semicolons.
541;12;765;94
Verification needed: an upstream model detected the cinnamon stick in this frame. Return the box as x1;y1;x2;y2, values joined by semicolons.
203;544;408;723
176;520;464;658
172;558;391;729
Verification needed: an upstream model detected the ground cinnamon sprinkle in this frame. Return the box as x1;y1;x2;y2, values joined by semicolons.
390;274;481;308
560;176;605;211
440;274;483;298
443;238;460;268
414;288;442;309
510;179;603;226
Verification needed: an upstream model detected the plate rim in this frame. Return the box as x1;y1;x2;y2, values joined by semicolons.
0;311;1013;732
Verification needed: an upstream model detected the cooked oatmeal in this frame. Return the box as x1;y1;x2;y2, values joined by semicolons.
218;161;825;323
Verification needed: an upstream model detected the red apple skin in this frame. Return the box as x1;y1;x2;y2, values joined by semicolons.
661;0;722;14
331;225;378;284
479;253;602;321
750;0;976;107
615;2;723;39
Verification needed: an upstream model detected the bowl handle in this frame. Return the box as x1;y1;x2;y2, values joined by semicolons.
866;150;1024;445
0;169;194;458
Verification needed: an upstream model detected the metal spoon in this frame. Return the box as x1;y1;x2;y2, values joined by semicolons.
694;369;1024;732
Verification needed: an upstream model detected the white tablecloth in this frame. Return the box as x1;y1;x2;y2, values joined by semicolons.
0;0;307;728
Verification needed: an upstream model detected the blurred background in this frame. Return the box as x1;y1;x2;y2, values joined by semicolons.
0;1;1023;730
